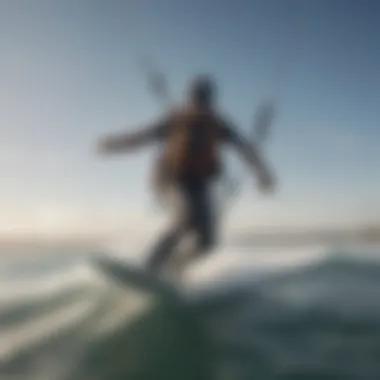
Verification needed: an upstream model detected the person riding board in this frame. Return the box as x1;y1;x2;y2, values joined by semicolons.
98;75;276;274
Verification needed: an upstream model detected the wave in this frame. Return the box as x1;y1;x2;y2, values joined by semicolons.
1;250;380;379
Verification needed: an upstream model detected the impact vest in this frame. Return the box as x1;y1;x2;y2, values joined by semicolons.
159;106;222;182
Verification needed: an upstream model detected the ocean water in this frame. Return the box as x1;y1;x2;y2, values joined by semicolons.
1;244;380;380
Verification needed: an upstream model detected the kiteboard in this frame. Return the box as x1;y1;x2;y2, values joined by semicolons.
93;255;183;301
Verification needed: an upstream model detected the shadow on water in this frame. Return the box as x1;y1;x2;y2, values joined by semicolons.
74;298;213;380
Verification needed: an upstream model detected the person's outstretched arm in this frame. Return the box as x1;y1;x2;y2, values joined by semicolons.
97;117;169;155
222;122;276;192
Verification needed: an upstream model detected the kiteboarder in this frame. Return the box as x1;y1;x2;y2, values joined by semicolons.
98;75;276;273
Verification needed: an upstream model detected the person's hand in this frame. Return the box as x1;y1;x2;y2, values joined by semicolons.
96;136;117;155
257;171;276;194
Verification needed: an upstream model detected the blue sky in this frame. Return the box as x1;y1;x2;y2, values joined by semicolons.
1;0;379;238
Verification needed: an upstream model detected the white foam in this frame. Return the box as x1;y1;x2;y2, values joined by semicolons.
0;297;98;361
0;261;100;305
93;292;153;339
184;244;329;288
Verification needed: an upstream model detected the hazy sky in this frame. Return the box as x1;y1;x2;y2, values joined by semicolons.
1;0;379;237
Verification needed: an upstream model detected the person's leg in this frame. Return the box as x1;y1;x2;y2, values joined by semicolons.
168;182;217;272
145;227;184;272
192;182;217;257
145;183;192;273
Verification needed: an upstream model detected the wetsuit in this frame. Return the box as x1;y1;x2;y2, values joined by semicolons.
143;111;239;272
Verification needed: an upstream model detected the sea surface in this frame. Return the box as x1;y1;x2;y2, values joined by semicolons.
1;243;380;380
